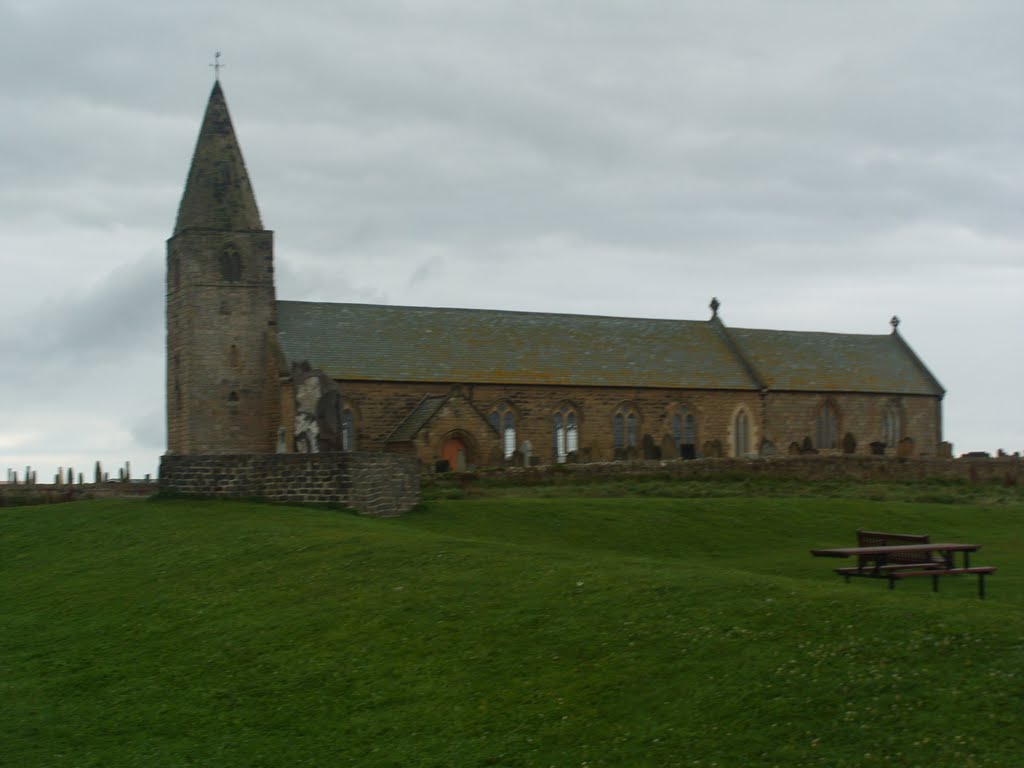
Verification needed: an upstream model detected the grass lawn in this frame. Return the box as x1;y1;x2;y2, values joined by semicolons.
3;483;1022;767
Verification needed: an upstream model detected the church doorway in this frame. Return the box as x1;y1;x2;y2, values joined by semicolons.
441;436;469;472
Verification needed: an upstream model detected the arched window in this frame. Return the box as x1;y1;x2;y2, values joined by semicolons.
341;406;356;451
734;408;750;456
881;402;900;447
553;404;579;463
612;404;640;450
671;407;697;451
488;401;517;459
816;401;839;450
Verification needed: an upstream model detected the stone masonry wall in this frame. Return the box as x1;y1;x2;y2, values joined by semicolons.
159;452;420;517
432;455;1023;486
167;229;280;456
328;380;943;469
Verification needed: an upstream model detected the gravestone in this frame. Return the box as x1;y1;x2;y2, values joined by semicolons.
842;432;857;454
661;435;679;460
642;434;660;460
702;440;723;458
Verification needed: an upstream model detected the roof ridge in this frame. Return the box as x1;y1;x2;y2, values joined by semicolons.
709;316;767;390
276;299;706;325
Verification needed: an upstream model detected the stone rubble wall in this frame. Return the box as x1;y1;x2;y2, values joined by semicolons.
158;452;420;517
432;455;1022;486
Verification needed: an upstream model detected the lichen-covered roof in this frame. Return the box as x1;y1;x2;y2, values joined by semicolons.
387;395;448;442
277;301;757;389
727;327;943;395
276;300;943;396
174;82;263;235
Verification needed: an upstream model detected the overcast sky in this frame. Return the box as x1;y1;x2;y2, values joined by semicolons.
1;0;1021;481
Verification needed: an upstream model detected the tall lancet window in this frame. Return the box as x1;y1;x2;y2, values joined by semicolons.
488;401;517;459
881;402;901;447
734;408;751;457
341;406;356;452
553;404;579;463
816;401;839;450
613;404;640;450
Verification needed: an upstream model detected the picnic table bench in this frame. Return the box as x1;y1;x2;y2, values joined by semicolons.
811;529;996;598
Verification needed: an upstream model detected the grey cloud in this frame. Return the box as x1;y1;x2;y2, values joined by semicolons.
2;256;163;364
2;0;1022;481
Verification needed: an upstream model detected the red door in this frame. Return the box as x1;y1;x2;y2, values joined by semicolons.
441;437;468;472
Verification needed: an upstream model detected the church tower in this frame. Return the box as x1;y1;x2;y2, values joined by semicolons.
166;81;280;454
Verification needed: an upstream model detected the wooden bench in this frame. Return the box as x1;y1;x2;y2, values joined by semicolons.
888;567;997;599
834;530;947;581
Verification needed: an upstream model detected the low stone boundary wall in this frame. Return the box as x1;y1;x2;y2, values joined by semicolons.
0;482;158;507
159;452;420;517
436;455;1022;486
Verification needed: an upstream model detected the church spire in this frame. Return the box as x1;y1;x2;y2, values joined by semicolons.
173;81;263;235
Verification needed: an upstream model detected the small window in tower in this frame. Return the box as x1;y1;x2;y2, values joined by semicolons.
228;391;239;403
220;245;243;283
229;344;240;368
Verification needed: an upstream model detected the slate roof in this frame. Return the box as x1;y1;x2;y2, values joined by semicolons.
275;300;943;396
277;301;756;390
726;328;943;395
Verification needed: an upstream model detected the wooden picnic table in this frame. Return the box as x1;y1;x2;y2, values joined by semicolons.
811;542;980;570
811;542;994;598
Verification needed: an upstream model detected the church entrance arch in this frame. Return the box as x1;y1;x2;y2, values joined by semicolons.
441;435;470;472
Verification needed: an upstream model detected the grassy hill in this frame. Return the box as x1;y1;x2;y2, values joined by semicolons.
3;484;1022;767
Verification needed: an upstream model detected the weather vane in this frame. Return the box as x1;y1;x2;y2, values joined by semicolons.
210;51;225;81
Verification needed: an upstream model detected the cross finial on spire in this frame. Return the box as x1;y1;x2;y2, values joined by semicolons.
710;297;720;319
210;51;225;81
890;315;900;333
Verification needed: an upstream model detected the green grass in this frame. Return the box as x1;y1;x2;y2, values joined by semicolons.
3;488;1023;767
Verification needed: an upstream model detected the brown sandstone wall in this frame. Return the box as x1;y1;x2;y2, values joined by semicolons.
762;392;940;456
333;380;942;468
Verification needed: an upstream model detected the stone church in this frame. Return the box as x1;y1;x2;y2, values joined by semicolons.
167;82;945;470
